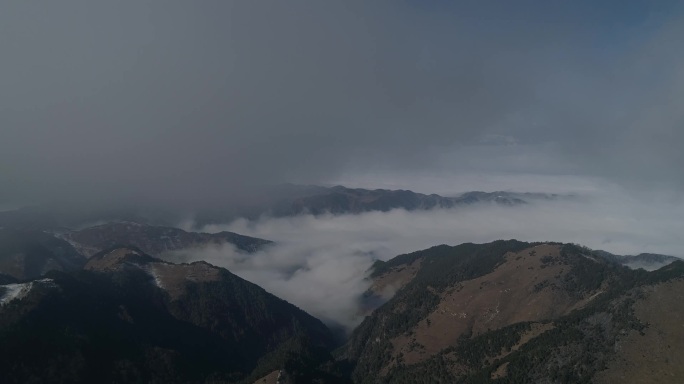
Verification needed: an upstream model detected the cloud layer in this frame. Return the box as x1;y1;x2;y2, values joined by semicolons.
169;189;683;331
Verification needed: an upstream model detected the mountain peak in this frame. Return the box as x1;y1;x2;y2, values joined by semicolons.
84;246;157;272
1;248;337;383
61;222;272;258
83;246;225;300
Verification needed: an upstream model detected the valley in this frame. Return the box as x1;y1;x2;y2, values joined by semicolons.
3;2;683;382
1;204;682;383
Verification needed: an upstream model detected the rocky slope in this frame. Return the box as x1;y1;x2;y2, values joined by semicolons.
341;241;684;383
0;246;338;383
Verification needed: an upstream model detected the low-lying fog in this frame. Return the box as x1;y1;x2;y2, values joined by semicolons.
166;190;684;332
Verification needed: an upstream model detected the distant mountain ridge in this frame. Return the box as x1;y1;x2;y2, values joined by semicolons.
60;221;272;258
0;223;272;281
0;185;564;229
594;249;681;271
193;185;561;225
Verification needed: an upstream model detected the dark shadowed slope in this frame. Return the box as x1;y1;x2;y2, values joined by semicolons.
60;221;272;257
0;228;85;281
0;223;271;281
0;246;337;384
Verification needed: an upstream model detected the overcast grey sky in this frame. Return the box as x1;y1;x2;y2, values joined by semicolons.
2;1;683;206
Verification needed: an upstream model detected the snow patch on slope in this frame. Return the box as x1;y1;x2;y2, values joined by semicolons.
0;279;56;305
143;264;165;290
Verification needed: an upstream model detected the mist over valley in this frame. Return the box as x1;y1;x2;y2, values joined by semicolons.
2;1;684;382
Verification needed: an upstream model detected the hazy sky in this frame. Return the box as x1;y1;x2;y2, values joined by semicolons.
2;1;683;206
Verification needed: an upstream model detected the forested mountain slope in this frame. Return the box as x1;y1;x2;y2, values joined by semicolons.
0;246;337;383
61;221;271;257
340;241;684;383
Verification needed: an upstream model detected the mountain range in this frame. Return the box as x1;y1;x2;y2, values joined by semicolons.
0;246;339;384
0;185;562;230
593;250;681;271
0;223;272;282
192;184;561;226
2;236;683;383
1;186;683;383
59;221;272;258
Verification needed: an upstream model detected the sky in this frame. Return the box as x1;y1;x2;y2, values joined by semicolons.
2;0;684;207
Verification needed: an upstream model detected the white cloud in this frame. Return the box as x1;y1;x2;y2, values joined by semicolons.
173;188;684;331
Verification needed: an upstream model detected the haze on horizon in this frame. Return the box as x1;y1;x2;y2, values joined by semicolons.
2;0;684;208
